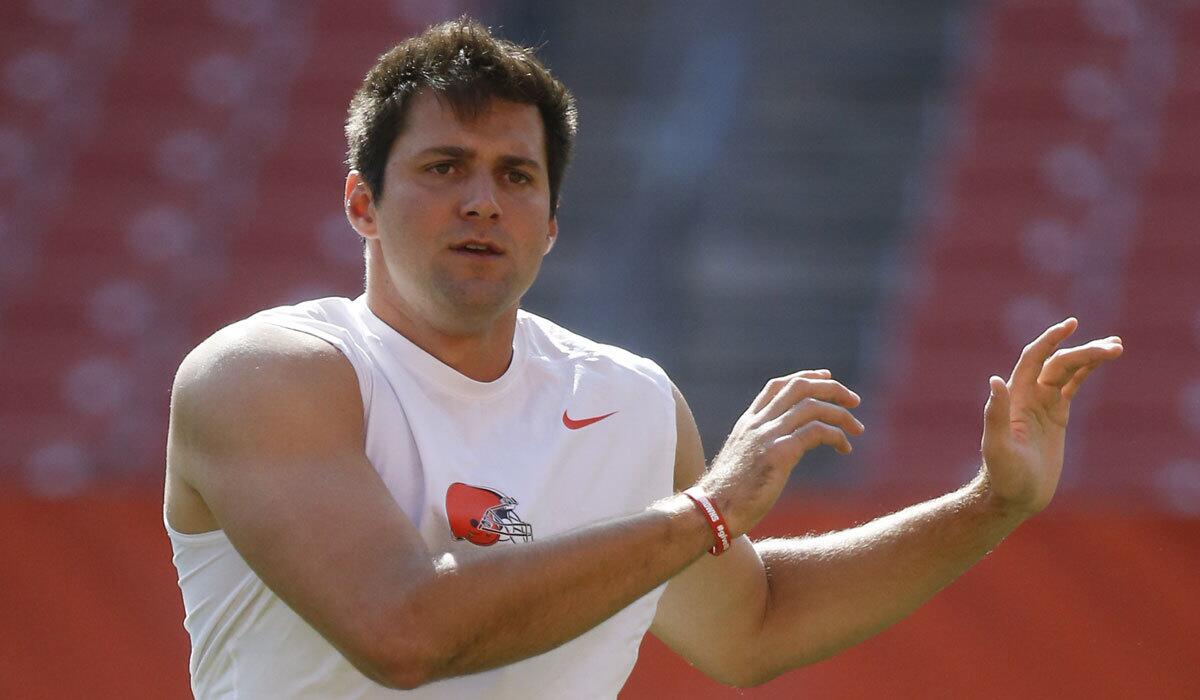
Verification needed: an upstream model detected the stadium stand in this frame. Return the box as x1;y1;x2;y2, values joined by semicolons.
872;0;1200;513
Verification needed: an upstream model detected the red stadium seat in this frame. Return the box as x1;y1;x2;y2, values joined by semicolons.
873;0;1200;510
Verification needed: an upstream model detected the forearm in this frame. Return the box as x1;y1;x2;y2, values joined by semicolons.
749;471;1025;682
395;494;710;685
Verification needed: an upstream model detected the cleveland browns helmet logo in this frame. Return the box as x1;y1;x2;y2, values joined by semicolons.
446;482;534;546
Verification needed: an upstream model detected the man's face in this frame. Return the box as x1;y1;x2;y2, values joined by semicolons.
358;90;557;333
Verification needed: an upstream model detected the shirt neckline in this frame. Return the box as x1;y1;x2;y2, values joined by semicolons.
352;295;527;400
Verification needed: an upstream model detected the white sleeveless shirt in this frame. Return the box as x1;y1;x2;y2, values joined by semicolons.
166;296;677;699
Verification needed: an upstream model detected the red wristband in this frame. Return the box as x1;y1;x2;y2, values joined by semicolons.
683;487;732;556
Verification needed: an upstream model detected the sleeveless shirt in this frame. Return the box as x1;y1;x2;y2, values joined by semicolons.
166;296;678;699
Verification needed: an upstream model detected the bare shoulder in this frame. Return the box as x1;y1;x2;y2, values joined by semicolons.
670;382;706;491
166;319;362;531
165;319;431;682
174;316;359;419
173;318;352;405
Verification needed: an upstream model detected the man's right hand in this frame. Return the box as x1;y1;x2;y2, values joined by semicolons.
697;369;864;537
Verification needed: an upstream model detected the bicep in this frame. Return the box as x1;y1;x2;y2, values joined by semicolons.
650;384;769;686
168;323;432;679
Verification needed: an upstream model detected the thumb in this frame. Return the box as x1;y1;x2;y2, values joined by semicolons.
983;376;1011;438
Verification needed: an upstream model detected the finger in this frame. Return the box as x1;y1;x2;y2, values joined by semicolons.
983;375;1011;440
750;369;832;413
1010;318;1078;388
1038;338;1123;388
780;421;852;456
1061;364;1098;401
763;377;861;419
770;397;865;438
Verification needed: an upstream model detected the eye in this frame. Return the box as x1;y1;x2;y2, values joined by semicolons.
427;162;456;175
505;169;532;185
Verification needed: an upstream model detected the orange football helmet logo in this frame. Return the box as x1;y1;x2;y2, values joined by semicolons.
446;482;533;546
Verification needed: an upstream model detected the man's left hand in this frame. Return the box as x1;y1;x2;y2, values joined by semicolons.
980;317;1124;518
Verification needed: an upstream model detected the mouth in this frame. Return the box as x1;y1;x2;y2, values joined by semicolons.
449;239;505;257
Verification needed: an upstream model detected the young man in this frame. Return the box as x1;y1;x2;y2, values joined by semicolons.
164;18;1123;699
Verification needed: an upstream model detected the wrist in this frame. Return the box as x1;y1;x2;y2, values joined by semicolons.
682;486;733;556
651;493;717;557
968;469;1034;528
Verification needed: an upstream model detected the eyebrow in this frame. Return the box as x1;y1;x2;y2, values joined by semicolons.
415;145;543;171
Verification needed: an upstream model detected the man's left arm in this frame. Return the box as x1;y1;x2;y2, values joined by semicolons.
652;318;1122;687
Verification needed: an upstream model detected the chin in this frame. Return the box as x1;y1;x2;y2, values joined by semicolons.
450;276;525;305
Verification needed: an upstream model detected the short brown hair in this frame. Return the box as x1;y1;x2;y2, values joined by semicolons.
345;17;578;214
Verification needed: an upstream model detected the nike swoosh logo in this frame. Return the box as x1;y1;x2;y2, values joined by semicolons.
562;410;617;430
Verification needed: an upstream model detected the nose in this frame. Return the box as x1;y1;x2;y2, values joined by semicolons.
460;174;502;221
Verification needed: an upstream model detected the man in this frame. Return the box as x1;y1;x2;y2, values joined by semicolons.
164;18;1123;698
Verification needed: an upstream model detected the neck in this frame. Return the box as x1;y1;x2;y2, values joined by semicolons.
365;286;518;383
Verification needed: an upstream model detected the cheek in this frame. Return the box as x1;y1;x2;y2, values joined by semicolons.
378;195;440;246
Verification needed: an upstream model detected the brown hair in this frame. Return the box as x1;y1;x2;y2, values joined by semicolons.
345;16;578;214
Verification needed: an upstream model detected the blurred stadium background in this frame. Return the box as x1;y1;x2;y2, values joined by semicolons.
2;0;1197;697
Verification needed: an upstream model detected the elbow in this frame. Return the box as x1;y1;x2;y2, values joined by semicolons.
720;666;777;690
723;662;800;690
701;651;778;689
344;611;447;690
725;648;836;688
357;576;465;689
370;626;454;691
714;644;813;689
729;671;782;690
378;657;434;691
353;640;440;691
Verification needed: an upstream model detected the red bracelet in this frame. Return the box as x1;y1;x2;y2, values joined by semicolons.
683;487;732;556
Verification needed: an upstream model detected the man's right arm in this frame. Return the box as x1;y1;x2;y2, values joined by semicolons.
167;321;720;689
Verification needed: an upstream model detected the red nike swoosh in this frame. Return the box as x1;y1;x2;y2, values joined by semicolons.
562;410;617;430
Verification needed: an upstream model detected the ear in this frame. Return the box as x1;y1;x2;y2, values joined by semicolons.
345;171;378;240
544;216;558;255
